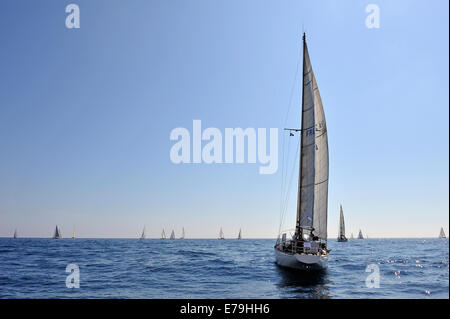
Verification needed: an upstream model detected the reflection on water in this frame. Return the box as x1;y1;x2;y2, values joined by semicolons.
275;264;331;298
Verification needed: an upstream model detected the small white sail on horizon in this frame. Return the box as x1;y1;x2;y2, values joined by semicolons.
53;225;62;239
180;227;185;239
439;227;446;239
337;205;347;242
358;229;364;239
238;228;242;240
13;229;18;239
161;229;166;240
72;226;75;239
218;227;225;240
170;230;175;239
140;226;146;240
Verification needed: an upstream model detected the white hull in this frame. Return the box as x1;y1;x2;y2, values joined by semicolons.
274;248;328;270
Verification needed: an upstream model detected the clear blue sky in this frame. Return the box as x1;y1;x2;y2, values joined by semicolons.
0;0;448;238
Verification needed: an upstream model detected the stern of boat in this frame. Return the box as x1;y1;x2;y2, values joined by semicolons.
274;245;328;271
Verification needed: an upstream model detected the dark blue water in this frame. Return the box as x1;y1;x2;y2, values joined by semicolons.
0;238;448;298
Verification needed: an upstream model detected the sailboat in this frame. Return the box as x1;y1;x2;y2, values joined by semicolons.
180;227;185;239
337;205;348;242
357;229;364;239
53;225;62;239
238;228;242;240
170;230;175;239
439;227;446;239
140;227;146;240
72;226;75;240
218;227;225;240
13;229;18;239
161;229;166;239
274;33;330;270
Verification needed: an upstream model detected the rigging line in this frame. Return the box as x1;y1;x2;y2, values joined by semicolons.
300;179;329;189
279;129;286;219
279;46;301;221
278;138;300;235
279;135;291;232
281;42;301;212
279;41;301;236
283;45;302;127
282;137;295;207
284;124;316;132
280;137;295;234
282;135;293;202
279;131;291;224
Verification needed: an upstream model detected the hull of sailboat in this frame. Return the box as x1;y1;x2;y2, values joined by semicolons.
274;248;328;270
337;238;348;242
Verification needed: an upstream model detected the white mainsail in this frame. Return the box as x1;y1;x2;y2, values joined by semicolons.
161;229;166;239
358;229;364;239
140;227;146;240
13;229;17;239
238;228;242;240
439;227;446;239
337;205;346;240
53;225;62;239
296;36;329;240
219;227;225;240
170;230;175;239
180;227;185;239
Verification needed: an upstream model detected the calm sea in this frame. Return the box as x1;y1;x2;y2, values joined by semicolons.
0;238;448;298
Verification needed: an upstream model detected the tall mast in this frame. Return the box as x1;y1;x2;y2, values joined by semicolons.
295;33;307;238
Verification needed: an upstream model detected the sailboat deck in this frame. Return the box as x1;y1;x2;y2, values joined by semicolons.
275;240;328;256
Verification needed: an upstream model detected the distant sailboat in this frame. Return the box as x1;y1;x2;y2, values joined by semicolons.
337;205;348;242
170;230;175;239
218;227;225;240
13;229;18;239
439;227;446;239
180;227;185;239
161;229;166;239
53;225;62;239
238;228;242;240
274;33;330;270
140;227;146;240
72;226;75;240
358;229;364;239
